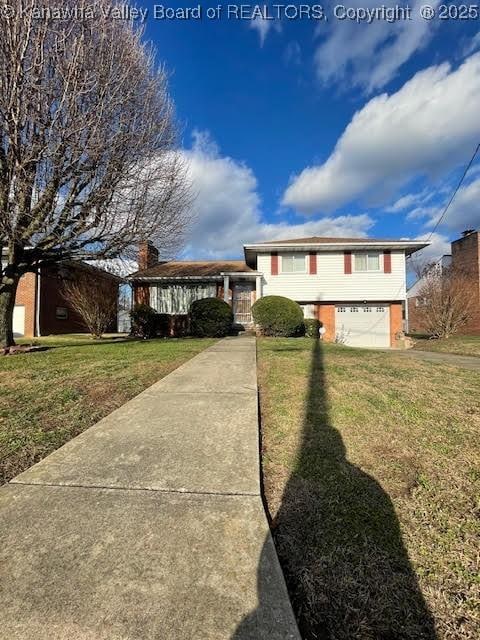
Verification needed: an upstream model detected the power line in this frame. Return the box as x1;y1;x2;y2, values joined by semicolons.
428;142;480;240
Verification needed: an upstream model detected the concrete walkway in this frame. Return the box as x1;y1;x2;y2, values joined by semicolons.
0;335;300;640
395;348;480;371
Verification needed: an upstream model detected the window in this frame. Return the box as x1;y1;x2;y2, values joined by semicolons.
337;306;346;313
350;306;359;312
150;284;217;314
376;306;385;313
363;307;372;312
281;253;306;273
56;306;68;320
415;297;429;307
354;252;380;272
301;304;316;319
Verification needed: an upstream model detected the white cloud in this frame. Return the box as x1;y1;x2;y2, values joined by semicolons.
249;14;281;47
423;176;480;231
314;0;440;93
180;131;374;259
282;54;480;214
407;232;452;277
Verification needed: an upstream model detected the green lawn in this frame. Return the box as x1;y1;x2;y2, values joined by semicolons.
411;334;480;357
0;335;214;484
257;338;479;640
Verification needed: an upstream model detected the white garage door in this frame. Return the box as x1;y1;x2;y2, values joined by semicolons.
13;305;25;337
335;304;390;348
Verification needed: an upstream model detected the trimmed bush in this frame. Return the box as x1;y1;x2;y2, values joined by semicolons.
305;318;321;338
252;295;304;337
189;298;233;338
130;303;157;339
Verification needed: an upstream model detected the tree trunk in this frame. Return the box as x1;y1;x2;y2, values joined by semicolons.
0;277;19;349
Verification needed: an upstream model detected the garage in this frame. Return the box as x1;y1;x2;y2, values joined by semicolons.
335;304;390;348
13;305;25;337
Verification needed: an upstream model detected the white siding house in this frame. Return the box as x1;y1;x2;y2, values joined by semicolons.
256;250;407;301
129;237;428;347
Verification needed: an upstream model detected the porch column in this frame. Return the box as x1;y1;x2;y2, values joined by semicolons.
256;275;262;300
223;275;230;304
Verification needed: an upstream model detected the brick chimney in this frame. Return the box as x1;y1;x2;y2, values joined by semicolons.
138;241;159;271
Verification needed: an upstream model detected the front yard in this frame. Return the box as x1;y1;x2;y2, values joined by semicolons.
411;334;480;358
258;338;479;640
0;335;214;484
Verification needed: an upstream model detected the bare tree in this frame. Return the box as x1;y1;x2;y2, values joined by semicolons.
62;274;118;338
0;0;190;346
415;264;474;338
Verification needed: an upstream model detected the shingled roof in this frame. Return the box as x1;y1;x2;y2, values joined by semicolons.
129;260;253;279
259;236;400;245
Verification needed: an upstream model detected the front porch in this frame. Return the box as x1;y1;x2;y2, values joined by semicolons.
221;272;263;327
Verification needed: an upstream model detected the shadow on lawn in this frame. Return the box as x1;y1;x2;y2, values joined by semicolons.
233;338;437;640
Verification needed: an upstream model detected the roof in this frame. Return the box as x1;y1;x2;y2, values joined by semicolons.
259;236;401;245
129;260;254;280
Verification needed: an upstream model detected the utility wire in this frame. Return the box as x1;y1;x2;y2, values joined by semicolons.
428;142;480;240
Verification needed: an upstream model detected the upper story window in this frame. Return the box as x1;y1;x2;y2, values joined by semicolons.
281;253;306;273
354;252;380;272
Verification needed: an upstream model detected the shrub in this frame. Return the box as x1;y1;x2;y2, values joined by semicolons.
189;298;233;337
305;318;320;338
130;303;157;338
252;295;304;337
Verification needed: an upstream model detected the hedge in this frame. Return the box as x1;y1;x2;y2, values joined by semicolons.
252;295;304;337
189;298;234;337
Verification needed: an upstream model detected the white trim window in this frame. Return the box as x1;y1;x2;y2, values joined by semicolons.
354;252;381;272
281;253;306;273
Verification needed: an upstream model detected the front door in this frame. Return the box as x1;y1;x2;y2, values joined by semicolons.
232;283;253;326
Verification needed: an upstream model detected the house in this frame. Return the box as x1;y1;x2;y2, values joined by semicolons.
1;252;121;338
407;229;480;335
129;237;428;347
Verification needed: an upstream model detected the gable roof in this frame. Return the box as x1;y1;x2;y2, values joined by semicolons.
129;260;253;280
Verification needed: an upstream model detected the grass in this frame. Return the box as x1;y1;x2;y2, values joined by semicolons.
0;334;214;484
411;334;480;358
257;338;480;640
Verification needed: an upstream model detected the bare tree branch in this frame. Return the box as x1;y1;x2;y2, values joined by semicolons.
0;0;191;346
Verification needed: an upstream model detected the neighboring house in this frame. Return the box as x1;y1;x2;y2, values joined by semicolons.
407;230;480;335
129;237;428;348
1;251;121;338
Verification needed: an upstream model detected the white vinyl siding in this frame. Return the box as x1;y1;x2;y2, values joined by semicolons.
281;253;306;273
150;283;216;314
258;251;406;301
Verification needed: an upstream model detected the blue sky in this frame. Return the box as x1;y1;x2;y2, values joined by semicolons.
139;2;480;262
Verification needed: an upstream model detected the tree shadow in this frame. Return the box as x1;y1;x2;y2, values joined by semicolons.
233;338;437;639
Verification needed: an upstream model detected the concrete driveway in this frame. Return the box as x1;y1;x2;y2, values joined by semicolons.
0;335;299;640
394;348;480;371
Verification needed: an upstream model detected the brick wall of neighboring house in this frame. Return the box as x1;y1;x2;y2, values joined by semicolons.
317;303;335;342
408;231;480;335
389;302;403;347
38;263;118;335
15;272;37;338
451;231;480;334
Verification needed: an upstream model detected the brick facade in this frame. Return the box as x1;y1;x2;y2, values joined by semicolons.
316;303;335;342
408;231;480;335
389;302;403;347
15;272;37;338
451;231;480;334
14;263;119;337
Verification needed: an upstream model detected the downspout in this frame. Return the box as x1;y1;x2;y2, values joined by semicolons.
35;266;41;337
